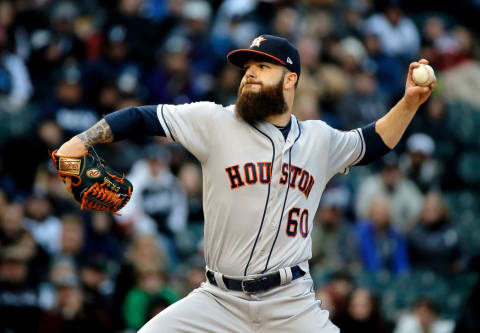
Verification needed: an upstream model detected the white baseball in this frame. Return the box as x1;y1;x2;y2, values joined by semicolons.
412;64;435;86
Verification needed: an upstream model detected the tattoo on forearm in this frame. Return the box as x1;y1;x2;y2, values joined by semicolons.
76;119;113;145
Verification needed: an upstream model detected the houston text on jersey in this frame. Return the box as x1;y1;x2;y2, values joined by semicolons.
225;162;314;198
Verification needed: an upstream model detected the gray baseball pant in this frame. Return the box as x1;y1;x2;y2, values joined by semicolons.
138;274;340;332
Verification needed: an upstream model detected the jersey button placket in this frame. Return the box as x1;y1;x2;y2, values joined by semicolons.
270;151;287;229
268;142;283;229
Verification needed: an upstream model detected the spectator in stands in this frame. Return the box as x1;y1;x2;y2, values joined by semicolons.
33;162;79;217
454;254;480;333
0;0;30;60
271;6;302;41
83;211;121;264
363;1;420;65
394;298;455;333
105;0;157;66
0;202;25;247
184;264;206;293
439;26;480;109
58;214;86;266
114;234;168;307
355;152;423;233
316;271;355;318
420;16;460;71
17;230;50;285
36;118;65;154
0;24;33;111
333;288;393;332
24;193;62;255
79;256;121;331
293;92;322;121
118;144;188;249
145;35;200;104
28;1;86;99
0;245;41;332
400;133;442;193
0;116;64;200
146;295;171;322
122;262;178;330
211;0;261;49
338;36;368;74
48;256;77;286
42;65;99;137
294;35;322;98
407;192;463;275
337;70;388;130
316;288;337;318
79;257;113;311
175;0;218;79
311;187;359;274
362;31;404;104
421;16;474;72
83;24;141;110
406;96;459;189
355;197;409;275
206;64;241;107
342;1;373;38
0;188;6;209
93;82;122;116
38;275;114;333
43;256;78;310
178;162;204;225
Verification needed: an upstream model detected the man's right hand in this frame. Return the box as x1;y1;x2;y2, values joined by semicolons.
56;136;88;193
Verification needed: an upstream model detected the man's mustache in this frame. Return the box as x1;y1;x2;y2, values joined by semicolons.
241;81;263;91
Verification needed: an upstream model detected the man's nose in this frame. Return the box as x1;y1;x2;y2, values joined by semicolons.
245;67;256;78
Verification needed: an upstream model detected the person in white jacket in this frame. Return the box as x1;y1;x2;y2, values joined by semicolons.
117;144;188;243
394;298;455;333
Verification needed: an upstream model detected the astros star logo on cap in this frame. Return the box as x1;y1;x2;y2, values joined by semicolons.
250;36;266;48
227;34;301;80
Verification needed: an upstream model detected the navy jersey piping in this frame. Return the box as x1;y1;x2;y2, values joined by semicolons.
161;104;176;142
263;118;302;273
351;128;364;165
244;124;275;276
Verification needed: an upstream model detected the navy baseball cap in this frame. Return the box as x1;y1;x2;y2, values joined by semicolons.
227;35;301;80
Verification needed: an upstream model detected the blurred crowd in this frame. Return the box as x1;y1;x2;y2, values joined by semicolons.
0;0;479;332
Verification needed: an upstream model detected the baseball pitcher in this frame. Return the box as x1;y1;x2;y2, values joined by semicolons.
54;35;435;332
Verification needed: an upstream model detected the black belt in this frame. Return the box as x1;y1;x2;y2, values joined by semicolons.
206;266;305;294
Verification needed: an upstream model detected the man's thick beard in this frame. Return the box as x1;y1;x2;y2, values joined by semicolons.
235;79;288;124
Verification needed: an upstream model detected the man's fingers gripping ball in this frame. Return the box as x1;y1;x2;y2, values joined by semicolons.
412;63;435;87
50;147;133;215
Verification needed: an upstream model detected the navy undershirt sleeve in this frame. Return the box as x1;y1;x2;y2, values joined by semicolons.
356;121;391;165
104;105;165;141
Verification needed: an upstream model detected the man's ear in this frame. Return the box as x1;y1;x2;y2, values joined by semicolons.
284;72;298;90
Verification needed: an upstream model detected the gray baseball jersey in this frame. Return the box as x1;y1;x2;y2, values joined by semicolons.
157;101;365;277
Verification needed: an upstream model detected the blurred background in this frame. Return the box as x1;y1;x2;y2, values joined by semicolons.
0;0;479;332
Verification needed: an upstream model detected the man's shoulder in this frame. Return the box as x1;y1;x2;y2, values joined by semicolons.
297;119;337;141
165;101;234;116
297;118;330;130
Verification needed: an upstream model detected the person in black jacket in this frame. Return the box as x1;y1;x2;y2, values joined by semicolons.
333;288;393;333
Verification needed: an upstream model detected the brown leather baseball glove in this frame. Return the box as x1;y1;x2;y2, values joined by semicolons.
50;147;133;215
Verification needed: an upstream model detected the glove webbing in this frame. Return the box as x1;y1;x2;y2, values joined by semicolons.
81;179;132;215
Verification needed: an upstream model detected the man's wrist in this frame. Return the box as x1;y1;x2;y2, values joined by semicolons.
400;96;419;114
57;136;88;156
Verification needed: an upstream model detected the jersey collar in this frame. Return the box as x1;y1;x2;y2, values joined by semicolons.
257;114;300;151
